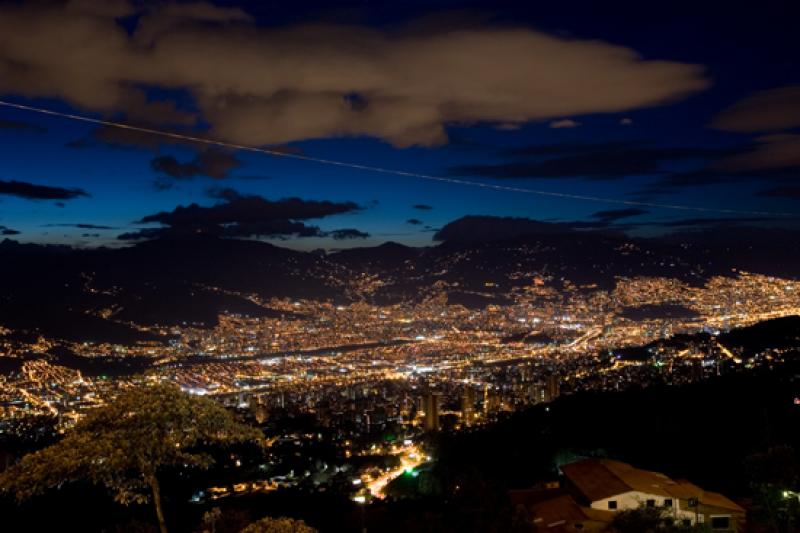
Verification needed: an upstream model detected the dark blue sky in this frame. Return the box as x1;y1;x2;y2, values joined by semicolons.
0;0;798;248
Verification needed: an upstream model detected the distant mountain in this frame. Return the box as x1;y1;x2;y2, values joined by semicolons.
0;235;336;343
432;215;581;244
1;217;799;343
329;241;421;269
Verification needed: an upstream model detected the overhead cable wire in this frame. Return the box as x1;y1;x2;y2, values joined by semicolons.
0;99;795;218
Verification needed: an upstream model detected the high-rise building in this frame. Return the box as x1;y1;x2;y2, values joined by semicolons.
531;383;547;403
547;374;560;401
531;374;561;404
483;386;501;414
423;393;440;431
691;360;704;382
461;387;476;426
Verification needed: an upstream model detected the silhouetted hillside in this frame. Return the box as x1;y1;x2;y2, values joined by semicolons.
2;219;800;343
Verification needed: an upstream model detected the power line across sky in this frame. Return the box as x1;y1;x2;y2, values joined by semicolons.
0;99;795;219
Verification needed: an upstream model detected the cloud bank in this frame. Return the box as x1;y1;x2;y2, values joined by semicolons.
0;1;709;147
121;188;366;240
712;85;800;133
0;180;89;200
711;86;800;172
151;150;241;180
0;225;20;235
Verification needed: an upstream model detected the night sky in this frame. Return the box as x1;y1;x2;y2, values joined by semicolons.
0;0;798;249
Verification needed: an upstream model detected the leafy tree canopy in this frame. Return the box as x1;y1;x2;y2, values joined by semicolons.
611;506;701;533
0;383;262;533
239;516;317;533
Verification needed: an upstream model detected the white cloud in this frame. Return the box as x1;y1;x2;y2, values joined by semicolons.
0;1;710;147
549;119;581;129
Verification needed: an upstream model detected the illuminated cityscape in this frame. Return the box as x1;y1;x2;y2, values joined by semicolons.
1;1;799;532
2;270;798;473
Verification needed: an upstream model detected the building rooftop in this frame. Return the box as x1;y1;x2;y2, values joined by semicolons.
561;458;743;512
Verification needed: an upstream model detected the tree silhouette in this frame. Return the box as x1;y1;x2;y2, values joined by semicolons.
745;445;800;533
0;383;262;533
610;505;700;533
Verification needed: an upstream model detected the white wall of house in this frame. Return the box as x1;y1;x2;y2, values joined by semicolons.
589;490;668;511
589;492;731;528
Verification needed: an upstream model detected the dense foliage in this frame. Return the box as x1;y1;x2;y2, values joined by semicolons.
239;516;317;533
0;383;262;533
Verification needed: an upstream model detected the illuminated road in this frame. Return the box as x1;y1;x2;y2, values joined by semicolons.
366;444;427;499
565;326;603;349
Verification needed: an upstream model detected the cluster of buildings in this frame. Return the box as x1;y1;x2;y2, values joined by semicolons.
0;271;797;433
0;272;798;503
0;265;795;533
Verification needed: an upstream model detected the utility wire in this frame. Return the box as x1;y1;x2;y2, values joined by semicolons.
0;99;795;218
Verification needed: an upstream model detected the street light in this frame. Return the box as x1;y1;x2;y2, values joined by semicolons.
353;494;368;533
